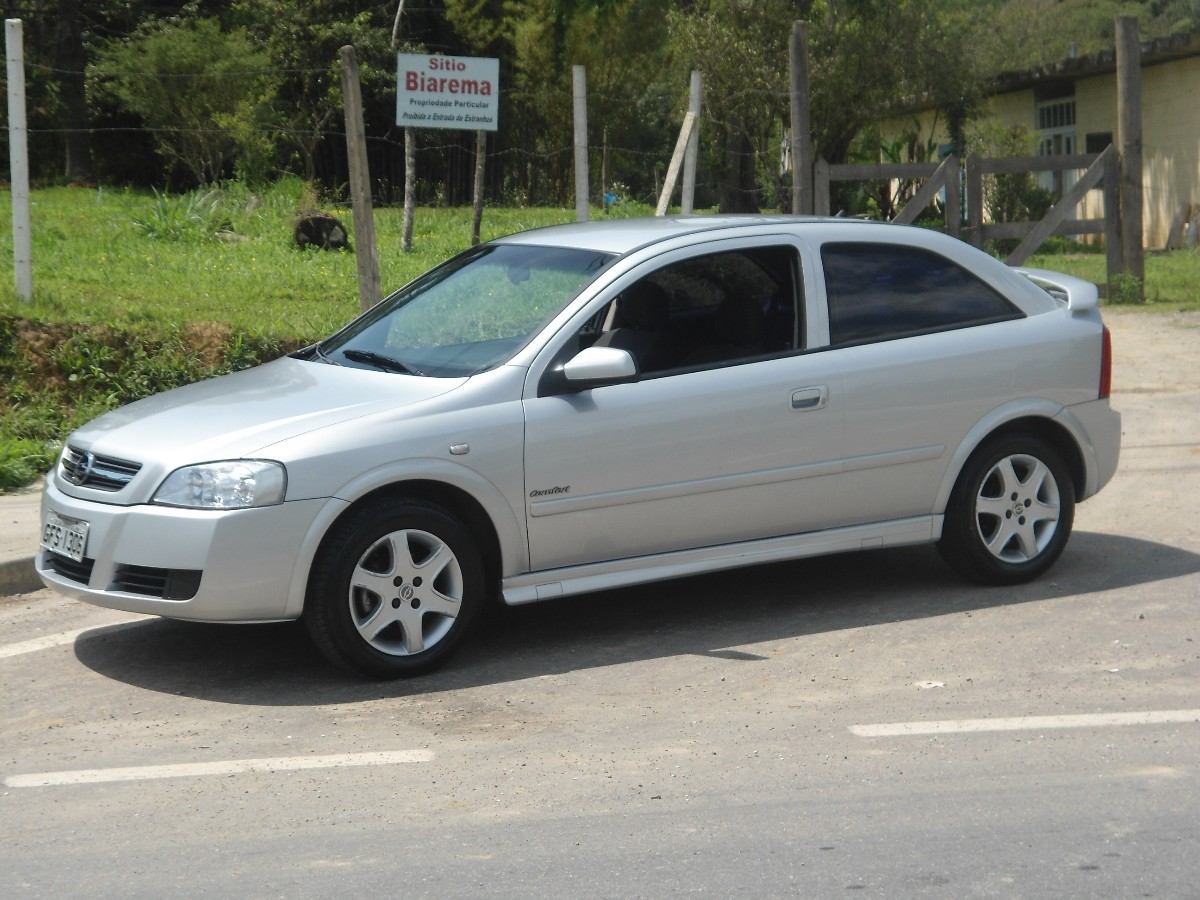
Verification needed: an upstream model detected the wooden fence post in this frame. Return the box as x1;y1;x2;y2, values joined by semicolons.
656;111;697;216
402;128;416;252
965;154;983;247
1103;144;1123;288
471;129;486;246
945;155;961;237
814;158;830;216
788;21;813;215
1116;15;1144;296
339;45;381;311
572;65;589;223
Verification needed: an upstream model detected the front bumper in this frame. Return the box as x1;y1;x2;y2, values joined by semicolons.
37;479;329;622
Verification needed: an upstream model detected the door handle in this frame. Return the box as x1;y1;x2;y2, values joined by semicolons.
791;386;828;410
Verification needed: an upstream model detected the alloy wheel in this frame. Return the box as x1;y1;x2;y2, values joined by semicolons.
348;528;464;656
974;452;1061;563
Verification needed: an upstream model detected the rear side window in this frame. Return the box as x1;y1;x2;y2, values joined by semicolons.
822;243;1021;347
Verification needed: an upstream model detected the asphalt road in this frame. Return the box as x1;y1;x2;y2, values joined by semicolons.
2;311;1198;898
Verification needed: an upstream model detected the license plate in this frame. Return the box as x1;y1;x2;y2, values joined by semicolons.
41;510;90;563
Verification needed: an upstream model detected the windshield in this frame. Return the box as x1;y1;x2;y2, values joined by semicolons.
320;243;613;377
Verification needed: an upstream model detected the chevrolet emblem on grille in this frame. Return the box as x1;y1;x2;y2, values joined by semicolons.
65;450;95;485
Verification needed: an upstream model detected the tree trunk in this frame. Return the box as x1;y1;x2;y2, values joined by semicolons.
56;0;91;182
719;129;759;214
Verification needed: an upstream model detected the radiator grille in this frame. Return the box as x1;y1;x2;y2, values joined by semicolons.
61;446;142;492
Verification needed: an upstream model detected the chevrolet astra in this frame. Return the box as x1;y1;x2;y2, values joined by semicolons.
38;217;1120;677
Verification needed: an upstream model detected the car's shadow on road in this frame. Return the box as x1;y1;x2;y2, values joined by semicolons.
74;530;1200;706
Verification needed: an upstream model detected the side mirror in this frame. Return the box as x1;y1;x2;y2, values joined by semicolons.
561;345;638;390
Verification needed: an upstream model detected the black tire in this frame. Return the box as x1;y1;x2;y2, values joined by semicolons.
304;498;484;678
938;433;1075;585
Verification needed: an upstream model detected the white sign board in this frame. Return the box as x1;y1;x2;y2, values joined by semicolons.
396;53;499;131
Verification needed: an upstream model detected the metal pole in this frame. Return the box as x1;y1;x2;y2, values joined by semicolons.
339;45;381;311
788;21;813;215
572;65;589;222
681;70;701;215
6;19;32;301
1116;15;1144;295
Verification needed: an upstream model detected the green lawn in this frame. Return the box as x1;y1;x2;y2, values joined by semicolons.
1026;250;1200;310
0;182;590;340
2;186;1196;335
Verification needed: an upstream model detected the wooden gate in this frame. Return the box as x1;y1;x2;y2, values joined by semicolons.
812;145;1121;285
814;155;960;235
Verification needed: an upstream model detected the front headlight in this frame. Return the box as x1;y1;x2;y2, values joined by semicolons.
152;460;287;510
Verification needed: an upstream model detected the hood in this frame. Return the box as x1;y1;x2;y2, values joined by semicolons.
71;357;467;466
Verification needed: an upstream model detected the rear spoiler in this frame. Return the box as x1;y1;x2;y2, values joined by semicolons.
1013;267;1099;313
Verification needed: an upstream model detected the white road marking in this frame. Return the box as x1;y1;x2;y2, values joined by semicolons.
0;616;149;660
850;709;1200;738
5;749;435;788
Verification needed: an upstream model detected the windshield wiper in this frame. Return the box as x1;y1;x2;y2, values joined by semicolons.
341;349;425;376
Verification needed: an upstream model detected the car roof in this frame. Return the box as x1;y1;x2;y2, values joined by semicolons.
491;215;875;255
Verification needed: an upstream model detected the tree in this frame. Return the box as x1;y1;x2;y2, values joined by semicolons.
92;17;278;184
440;0;676;206
805;0;984;164
229;0;397;184
668;0;795;212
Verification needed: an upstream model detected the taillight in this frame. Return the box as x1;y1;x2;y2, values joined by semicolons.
1099;325;1112;399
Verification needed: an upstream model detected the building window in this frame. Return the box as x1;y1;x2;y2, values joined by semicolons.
1036;97;1077;197
1036;98;1076;156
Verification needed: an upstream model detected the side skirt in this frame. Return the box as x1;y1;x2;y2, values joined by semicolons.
502;515;943;605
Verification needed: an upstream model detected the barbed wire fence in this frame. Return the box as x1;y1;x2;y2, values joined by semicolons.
7;57;801;212
4;21;814;305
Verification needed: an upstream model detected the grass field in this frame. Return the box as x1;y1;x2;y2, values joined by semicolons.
2;185;1197;337
0;181;589;341
1027;249;1200;309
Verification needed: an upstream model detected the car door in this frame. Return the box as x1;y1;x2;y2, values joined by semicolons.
520;236;850;572
815;240;1029;525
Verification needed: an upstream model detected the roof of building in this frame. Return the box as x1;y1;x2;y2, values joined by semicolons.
887;28;1200;115
993;28;1200;95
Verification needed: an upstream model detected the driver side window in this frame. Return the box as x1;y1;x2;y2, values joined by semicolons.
582;245;802;378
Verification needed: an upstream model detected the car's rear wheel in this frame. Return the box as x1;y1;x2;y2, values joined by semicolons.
304;498;483;678
938;434;1075;584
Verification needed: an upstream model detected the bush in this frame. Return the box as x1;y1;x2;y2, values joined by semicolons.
0;316;305;491
1108;272;1145;304
92;18;279;185
133;188;233;242
967;122;1055;223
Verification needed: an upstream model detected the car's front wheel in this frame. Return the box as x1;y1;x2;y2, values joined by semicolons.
938;434;1075;584
304;498;484;678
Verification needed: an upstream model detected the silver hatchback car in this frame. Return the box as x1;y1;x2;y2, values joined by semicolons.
38;217;1120;677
